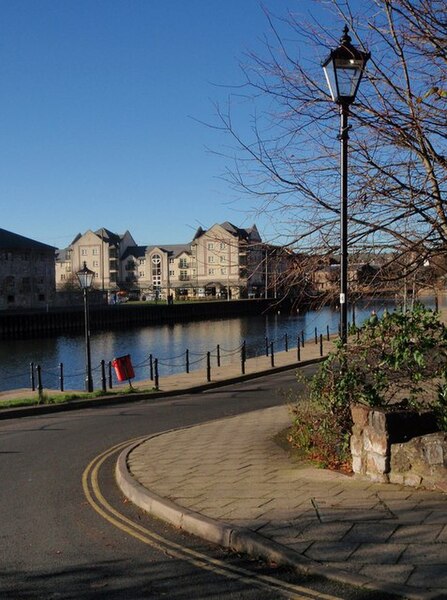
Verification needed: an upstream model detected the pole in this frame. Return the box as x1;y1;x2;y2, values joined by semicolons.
83;288;93;392
339;103;349;346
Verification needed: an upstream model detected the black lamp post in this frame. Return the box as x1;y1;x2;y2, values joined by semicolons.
322;26;370;344
77;261;95;392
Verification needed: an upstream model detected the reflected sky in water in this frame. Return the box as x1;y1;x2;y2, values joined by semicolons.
0;296;439;392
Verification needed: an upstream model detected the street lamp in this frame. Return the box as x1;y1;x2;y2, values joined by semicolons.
322;26;370;344
77;261;95;392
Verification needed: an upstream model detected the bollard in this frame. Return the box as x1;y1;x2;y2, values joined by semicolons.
265;337;269;357
320;333;323;357
206;351;211;382
284;332;288;352
217;344;221;367
185;349;190;374
101;360;107;393
241;341;246;375
108;361;113;389
154;358;159;390
270;342;275;367
149;353;154;381
36;364;43;403
59;362;64;392
327;325;330;341
297;341;301;362
30;361;35;391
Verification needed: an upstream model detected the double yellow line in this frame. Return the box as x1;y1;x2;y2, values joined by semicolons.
82;439;342;600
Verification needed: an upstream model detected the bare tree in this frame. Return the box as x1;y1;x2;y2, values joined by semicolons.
214;0;447;294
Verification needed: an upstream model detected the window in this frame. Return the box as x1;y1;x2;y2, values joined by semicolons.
61;274;66;281
139;258;145;265
81;248;87;256
92;248;99;255
169;257;174;264
220;242;226;250
207;242;214;250
208;268;215;275
208;256;214;263
169;270;175;276
93;261;99;267
179;258;188;269
220;255;226;263
152;254;162;287
38;294;45;302
139;271;144;277
221;268;227;275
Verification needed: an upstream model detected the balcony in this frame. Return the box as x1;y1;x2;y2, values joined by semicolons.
179;274;190;281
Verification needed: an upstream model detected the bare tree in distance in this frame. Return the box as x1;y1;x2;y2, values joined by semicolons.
212;0;447;302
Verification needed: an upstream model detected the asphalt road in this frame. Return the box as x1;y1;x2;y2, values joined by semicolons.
0;367;398;600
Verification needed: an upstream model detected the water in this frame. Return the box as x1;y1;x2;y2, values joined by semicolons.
0;296;440;392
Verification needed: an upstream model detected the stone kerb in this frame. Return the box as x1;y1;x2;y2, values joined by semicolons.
350;404;444;488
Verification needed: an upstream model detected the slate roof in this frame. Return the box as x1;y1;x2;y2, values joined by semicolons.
0;228;56;252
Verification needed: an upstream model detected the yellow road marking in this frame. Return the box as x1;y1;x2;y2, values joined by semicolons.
82;439;343;600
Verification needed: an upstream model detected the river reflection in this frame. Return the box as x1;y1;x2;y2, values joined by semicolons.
0;296;440;392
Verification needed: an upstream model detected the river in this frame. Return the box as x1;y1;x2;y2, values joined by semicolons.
0;296;441;393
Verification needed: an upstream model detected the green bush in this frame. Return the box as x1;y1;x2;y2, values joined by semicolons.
288;305;447;469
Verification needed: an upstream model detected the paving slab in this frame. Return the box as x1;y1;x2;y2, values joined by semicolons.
117;405;447;599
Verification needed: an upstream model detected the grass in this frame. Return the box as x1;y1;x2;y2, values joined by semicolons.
0;385;159;410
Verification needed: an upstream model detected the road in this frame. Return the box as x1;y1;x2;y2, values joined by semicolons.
0;367;396;600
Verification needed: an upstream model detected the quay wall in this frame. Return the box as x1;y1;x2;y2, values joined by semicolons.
0;299;275;339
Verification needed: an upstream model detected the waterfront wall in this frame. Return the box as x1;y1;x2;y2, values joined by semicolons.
0;299;274;339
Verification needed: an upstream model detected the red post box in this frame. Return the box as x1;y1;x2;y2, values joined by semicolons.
112;354;135;382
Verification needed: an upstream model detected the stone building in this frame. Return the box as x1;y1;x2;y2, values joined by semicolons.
0;228;55;309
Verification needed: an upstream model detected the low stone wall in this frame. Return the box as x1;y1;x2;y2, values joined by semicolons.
390;432;447;491
350;404;446;490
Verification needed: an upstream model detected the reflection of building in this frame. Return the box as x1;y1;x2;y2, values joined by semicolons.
0;228;55;309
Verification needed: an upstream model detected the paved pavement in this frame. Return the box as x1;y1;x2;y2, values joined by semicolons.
115;347;447;600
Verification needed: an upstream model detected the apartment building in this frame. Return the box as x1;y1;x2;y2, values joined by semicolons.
56;228;136;293
55;221;281;300
0;228;55;309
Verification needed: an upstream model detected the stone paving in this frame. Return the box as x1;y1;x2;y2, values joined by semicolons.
126;405;447;600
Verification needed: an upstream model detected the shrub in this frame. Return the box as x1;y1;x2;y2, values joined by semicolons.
288;305;447;469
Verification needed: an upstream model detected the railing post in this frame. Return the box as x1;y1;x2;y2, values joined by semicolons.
154;358;159;390
241;341;246;374
297;341;301;362
301;330;305;347
217;344;221;367
270;342;275;367
206;351;211;382
108;360;113;389
284;332;288;352
36;364;43;402
315;327;318;344
101;360;107;393
185;349;190;374
59;362;64;392
149;353;154;381
320;333;324;357
30;362;35;391
265;337;269;357
327;325;330;341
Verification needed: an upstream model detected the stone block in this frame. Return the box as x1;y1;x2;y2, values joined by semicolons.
404;473;422;488
351;404;369;428
352;455;363;474
350;434;363;457
366;451;389;475
364;427;388;455
369;409;387;433
389;472;405;485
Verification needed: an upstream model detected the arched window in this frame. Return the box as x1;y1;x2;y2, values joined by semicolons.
151;254;162;288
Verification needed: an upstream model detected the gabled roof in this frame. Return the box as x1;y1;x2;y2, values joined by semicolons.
94;227;122;246
194;222;261;242
0;228;56;251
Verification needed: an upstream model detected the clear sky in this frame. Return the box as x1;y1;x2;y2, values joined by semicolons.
0;0;335;249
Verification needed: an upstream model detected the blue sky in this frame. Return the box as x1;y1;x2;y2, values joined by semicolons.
0;0;336;249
